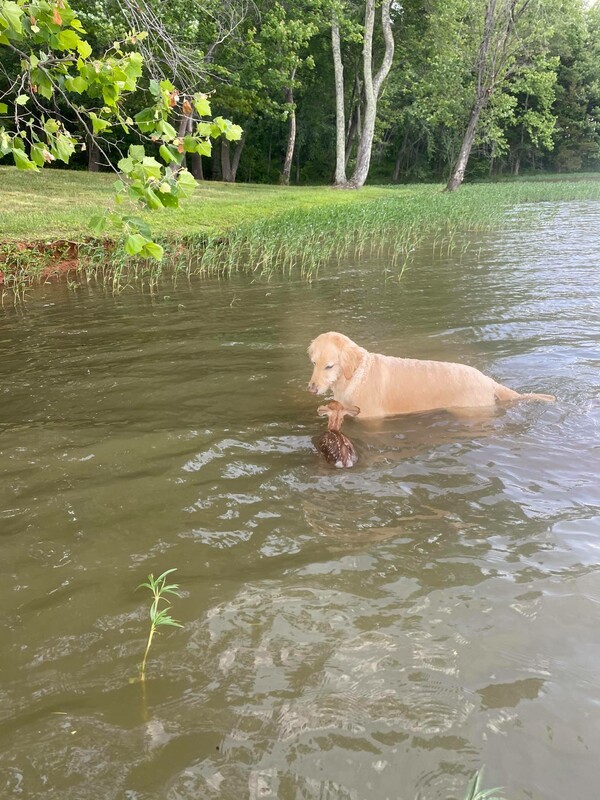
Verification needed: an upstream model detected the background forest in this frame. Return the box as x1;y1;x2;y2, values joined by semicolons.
3;0;598;189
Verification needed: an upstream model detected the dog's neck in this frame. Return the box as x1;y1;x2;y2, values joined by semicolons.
336;349;371;401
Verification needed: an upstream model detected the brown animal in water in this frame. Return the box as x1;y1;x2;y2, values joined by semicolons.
315;400;360;468
308;331;555;419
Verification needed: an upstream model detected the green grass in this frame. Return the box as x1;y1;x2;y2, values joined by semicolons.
0;166;400;241
1;166;599;300
2;167;599;244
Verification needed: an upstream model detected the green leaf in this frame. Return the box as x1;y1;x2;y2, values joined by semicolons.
196;121;212;138
64;75;87;93
144;187;164;210
118;157;134;174
158;120;177;141
159;144;178;164
0;103;6;114
128;144;145;162
54;134;75;163
15;94;29;106
157;191;179;208
57;29;81;51
44;118;60;134
89;113;110;135
134;107;155;125
193;94;211;117
124;234;148;256
225;124;243;142
89;214;107;234
140;156;162;180
102;83;118;106
182;135;198;153
176;170;197;199
76;39;92;59
0;2;23;35
124;216;152;238
12;149;37;171
141;241;164;261
212;116;228;133
30;143;46;167
35;73;54;99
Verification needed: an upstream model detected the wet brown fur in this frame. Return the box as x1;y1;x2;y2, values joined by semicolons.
315;400;359;468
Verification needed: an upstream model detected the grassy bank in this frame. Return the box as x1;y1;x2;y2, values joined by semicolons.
1;167;600;299
0;167;400;241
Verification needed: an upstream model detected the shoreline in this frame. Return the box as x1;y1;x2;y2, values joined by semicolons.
2;169;600;298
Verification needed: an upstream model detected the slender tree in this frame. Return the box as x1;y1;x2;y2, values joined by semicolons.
446;0;560;191
342;0;395;188
332;13;347;185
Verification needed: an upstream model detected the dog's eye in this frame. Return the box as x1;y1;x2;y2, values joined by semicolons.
325;364;334;370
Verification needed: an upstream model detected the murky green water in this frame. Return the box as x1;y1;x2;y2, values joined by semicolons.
1;202;599;800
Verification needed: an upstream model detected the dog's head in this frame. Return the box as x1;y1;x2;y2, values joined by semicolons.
307;332;363;395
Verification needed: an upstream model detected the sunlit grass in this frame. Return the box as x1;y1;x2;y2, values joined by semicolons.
0;166;400;240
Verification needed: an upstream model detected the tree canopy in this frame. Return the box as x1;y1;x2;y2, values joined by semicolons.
1;0;599;199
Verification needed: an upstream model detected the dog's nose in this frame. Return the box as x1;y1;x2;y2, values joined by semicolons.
308;382;318;394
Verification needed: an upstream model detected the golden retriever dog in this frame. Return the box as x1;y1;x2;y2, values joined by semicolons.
307;331;554;418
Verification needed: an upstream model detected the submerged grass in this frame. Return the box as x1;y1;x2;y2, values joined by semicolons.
1;166;599;301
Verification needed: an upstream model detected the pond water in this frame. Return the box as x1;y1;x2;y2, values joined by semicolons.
1;202;599;800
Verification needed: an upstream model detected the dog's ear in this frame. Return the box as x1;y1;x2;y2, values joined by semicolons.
344;405;360;417
340;343;362;380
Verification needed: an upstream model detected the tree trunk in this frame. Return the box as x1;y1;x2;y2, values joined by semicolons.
221;140;233;182
446;96;486;191
231;130;246;180
267;136;272;179
87;136;101;171
392;130;410;182
221;131;247;183
344;107;359;169
343;0;394;189
280;104;295;185
332;15;347;186
281;71;297;186
190;151;204;180
211;145;222;181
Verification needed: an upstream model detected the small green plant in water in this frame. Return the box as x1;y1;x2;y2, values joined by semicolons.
464;768;506;800
138;568;183;681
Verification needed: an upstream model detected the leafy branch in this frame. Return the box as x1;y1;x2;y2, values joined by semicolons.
0;0;242;260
